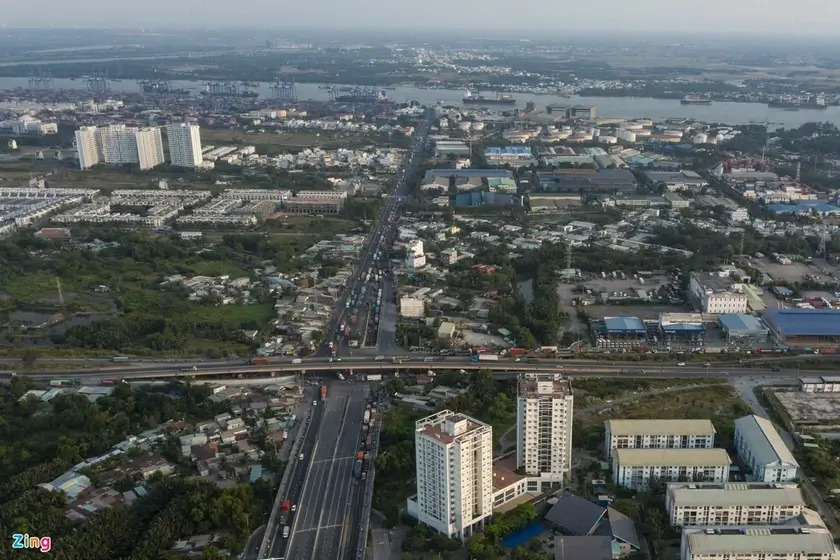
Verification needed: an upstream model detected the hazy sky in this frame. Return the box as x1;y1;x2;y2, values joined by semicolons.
3;0;840;35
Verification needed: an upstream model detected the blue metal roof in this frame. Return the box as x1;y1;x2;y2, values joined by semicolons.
660;323;705;333
764;309;840;337
718;314;768;334
603;316;647;333
767;202;840;215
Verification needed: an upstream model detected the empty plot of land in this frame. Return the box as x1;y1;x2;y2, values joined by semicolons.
578;384;749;428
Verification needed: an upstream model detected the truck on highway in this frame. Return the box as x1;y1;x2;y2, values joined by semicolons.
353;459;363;479
292;358;302;364
374;355;385;361
283;526;290;539
365;435;372;451
280;498;291;525
251;357;272;366
472;354;499;362
367;374;382;381
363;409;371;424
181;366;198;372
112;356;130;363
100;378;121;386
321;384;327;401
50;378;75;387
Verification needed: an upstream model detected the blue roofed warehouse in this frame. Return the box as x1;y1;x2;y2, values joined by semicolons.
763;309;840;348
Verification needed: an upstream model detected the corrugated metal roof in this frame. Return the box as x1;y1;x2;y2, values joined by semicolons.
603;316;646;333
614;448;730;468
718;313;768;334
764;309;840;337
734;415;799;469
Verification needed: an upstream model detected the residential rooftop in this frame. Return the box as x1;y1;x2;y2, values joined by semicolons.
614;448;730;468
606;419;716;436
517;374;572;399
684;526;835;556
667;482;805;508
734;415;798;468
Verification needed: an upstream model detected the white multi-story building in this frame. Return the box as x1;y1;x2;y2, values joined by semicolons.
734;415;799;483
413;410;493;541
166;123;203;168
75;126;102;169
75;125;164;170
612;448;731;488
688;271;748;314
604;419;716;459
134;127;165;170
665;482;805;526
680;523;837;560
98;124;139;166
516;374;574;492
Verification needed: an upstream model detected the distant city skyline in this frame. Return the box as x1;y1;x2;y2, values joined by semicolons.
3;0;840;36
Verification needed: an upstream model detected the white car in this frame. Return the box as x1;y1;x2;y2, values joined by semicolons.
291;504;297;512
299;453;304;460
677;362;686;366
313;400;317;407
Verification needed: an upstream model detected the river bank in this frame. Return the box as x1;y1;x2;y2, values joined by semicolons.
3;77;840;127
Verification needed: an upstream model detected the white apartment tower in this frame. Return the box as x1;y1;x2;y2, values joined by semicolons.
414;410;493;541
134;127;165;170
516;374;574;492
74;125;164;170
98;124;139;166
166;123;203;168
74;126;102;169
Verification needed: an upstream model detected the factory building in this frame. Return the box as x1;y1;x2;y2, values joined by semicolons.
717;314;769;345
595;317;648;349
688;271;748;314
763;309;840;348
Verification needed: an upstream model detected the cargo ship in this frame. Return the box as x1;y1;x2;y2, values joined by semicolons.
142;84;190;95
200;90;259;99
680;94;712;105
768;95;827;110
241;81;260;88
462;90;517;105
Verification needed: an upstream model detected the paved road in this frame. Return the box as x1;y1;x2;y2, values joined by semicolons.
286;383;370;560
728;377;839;531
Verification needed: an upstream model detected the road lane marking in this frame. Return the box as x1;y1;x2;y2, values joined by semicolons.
311;396;352;560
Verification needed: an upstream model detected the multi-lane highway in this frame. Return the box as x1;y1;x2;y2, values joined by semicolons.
284;384;370;560
257;108;434;560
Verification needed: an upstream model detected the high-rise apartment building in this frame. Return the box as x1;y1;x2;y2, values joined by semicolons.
98;124;138;166
134;127;165;170
166;123;203;168
516;374;574;492
74;125;164;170
74;126;102;170
414;410;493;541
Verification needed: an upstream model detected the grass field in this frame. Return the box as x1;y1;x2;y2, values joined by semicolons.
578;384;750;430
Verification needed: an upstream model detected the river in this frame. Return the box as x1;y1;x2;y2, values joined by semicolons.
1;76;838;128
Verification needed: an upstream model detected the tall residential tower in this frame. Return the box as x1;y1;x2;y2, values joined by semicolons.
516;374;574;492
166;123;203;168
74;125;164;170
414;410;493;541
